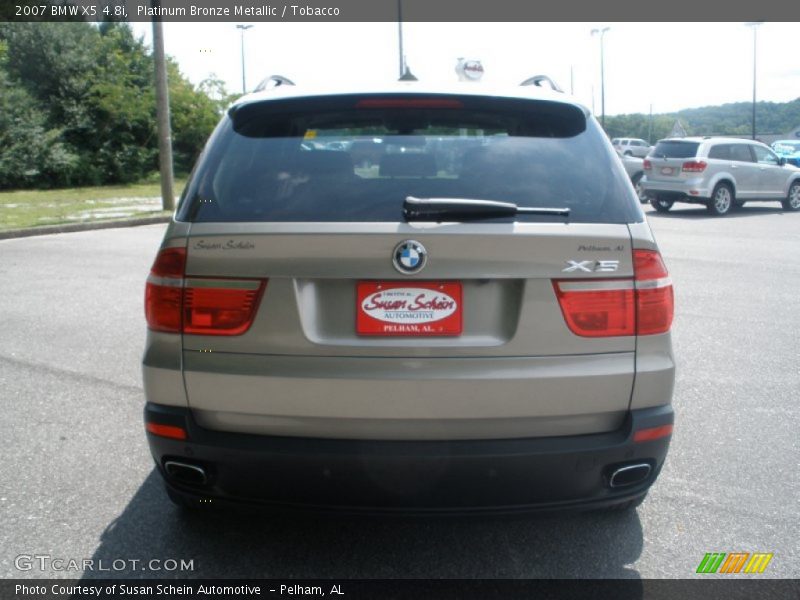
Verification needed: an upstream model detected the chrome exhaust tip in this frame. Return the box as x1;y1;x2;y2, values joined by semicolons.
164;460;208;486
609;463;651;488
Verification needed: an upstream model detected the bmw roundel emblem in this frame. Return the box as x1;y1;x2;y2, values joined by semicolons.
392;240;427;275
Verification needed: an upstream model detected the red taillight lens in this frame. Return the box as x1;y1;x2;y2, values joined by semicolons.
144;246;265;336
552;283;635;337
145;247;186;333
150;247;186;277
145;282;183;333
633;249;673;335
553;249;673;337
145;422;187;440
643;159;652;171
183;282;265;336
681;160;707;173
633;424;673;442
355;98;464;109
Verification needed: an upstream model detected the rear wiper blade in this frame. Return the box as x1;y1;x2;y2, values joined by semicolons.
404;196;570;222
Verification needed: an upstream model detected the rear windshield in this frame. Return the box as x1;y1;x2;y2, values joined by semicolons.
652;140;700;159
179;94;641;224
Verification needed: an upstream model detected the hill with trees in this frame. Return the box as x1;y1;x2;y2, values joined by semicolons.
604;99;800;143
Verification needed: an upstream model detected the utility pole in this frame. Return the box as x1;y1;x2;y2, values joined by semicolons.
397;0;405;78
236;24;253;94
648;103;653;144
745;22;763;140
152;5;174;212
590;27;610;130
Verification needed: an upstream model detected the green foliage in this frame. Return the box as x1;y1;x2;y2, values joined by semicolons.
0;22;230;190
605;99;800;143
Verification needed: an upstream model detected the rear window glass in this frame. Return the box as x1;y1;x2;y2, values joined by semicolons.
179;94;641;224
652;141;700;159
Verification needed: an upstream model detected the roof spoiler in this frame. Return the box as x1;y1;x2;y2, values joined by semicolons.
253;75;296;92
520;75;563;93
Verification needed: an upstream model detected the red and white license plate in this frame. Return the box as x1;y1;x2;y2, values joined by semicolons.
356;281;463;336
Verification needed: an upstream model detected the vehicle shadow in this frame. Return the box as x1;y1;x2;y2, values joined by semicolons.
644;204;793;219
81;469;645;583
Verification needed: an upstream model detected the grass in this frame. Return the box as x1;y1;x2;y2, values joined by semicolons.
0;179;186;231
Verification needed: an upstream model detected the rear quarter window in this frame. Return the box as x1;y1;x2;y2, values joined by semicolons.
179;94;642;225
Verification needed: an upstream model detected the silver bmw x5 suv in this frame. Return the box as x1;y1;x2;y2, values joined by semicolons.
143;80;676;513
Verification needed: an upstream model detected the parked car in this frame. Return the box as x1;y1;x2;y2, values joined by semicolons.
615;149;647;203
642;137;800;215
612;137;652;158
771;140;800;167
143;79;675;513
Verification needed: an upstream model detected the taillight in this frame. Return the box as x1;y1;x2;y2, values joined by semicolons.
681;160;707;173
633;249;673;335
145;247;186;333
553;249;673;337
552;281;635;337
183;281;265;335
355;98;464;109
643;159;652;171
144;247;266;336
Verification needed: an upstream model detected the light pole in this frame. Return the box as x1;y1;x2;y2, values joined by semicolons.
590;27;610;130
236;24;253;94
397;0;405;78
745;22;764;140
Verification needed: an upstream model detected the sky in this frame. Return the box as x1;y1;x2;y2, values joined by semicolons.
130;22;800;116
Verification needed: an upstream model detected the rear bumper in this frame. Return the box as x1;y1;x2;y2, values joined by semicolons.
642;178;711;200
145;403;673;514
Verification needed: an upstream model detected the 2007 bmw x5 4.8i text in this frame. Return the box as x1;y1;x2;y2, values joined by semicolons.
143;79;675;513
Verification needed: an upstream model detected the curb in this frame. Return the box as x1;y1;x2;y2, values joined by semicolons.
0;214;172;240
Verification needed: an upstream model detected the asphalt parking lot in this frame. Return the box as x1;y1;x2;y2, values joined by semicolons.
0;203;798;580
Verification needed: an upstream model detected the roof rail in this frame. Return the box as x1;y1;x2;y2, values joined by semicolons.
520;75;563;93
253;75;296;92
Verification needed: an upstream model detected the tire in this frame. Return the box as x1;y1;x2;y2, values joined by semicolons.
624;150;633;156
650;196;674;213
707;183;734;216
632;173;648;204
782;181;800;211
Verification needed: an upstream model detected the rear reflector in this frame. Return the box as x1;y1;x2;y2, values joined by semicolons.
145;422;187;440
553;249;673;337
144;246;266;336
355;98;464;109
633;424;673;442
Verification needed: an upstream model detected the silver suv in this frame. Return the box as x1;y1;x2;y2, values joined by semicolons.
642;137;800;216
143;80;676;513
612;138;652;158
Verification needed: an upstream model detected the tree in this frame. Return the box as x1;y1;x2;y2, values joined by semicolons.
0;22;229;189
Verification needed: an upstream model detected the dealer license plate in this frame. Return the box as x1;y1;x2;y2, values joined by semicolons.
356;282;463;336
